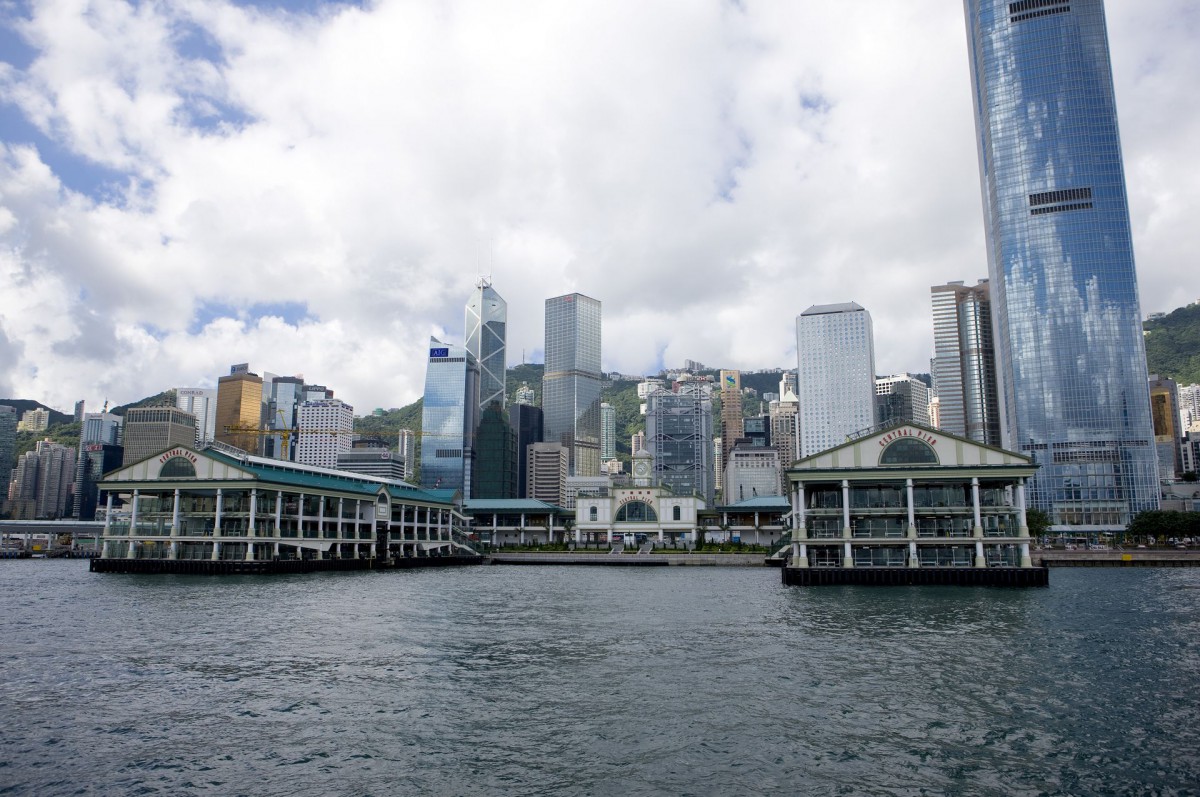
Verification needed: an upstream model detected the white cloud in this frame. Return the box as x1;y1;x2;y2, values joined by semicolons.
0;0;1195;413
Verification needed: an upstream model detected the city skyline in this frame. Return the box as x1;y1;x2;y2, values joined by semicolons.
0;1;1195;413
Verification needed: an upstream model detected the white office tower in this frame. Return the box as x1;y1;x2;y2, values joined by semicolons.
769;390;799;492
397;429;417;481
176;388;218;444
796;302;877;456
295;399;354;468
600;402;616;462
465;279;507;411
1179;384;1200;433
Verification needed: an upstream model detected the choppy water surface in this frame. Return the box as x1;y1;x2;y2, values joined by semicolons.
2;562;1198;796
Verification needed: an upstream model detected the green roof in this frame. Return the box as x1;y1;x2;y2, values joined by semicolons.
717;495;792;511
204;450;454;506
463;498;566;513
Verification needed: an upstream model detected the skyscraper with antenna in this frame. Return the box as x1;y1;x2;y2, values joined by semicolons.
465;278;507;412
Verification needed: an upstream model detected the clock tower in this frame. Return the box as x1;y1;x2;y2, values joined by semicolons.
632;448;653;488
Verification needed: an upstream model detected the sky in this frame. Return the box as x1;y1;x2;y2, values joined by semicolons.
0;0;1197;414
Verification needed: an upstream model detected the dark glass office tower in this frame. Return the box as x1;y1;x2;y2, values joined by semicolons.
964;0;1158;530
543;293;602;476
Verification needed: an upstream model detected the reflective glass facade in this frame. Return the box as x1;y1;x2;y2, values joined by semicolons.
543;293;602;476
930;281;1000;445
646;390;714;503
419;338;480;496
965;0;1158;528
465;280;507;411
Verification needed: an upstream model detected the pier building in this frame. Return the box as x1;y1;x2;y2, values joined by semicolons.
784;421;1044;585
91;445;477;572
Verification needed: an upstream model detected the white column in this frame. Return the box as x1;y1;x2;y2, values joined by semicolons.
971;477;983;537
975;539;986;568
319;498;326;546
843;540;853;568
1017;478;1032;567
126;490;139;559
102;493;114;558
1017;479;1030;536
169;539;179;560
906;478;916;537
171;489;181;537
211;539;220;561
297;492;305;539
841;480;851;538
249;489;258;536
909;540;918;568
337;497;344;541
275;491;283;535
793;481;808;568
214;488;223;537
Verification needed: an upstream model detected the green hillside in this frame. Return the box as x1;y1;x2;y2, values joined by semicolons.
1145;303;1200;385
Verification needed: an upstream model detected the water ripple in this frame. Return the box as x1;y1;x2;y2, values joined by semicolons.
1;562;1198;795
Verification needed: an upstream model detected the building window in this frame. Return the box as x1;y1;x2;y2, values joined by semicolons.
879;439;939;466
615;501;658;523
159;457;197;478
673;506;681;521
589;506;597;521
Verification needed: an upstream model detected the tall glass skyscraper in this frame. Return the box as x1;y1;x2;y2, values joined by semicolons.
964;0;1158;529
930;280;1000;446
465;279;507;411
543;293;602;476
419;338;480;496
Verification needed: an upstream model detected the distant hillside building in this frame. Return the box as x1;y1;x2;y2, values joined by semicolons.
17;408;50;432
0;406;16;497
8;439;75;519
122;407;198;466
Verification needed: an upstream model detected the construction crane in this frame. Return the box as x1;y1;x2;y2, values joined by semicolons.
220;424;356;457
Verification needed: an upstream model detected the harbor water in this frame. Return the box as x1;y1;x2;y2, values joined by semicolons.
2;561;1198;795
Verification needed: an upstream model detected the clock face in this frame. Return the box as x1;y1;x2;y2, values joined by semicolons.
634;461;649;477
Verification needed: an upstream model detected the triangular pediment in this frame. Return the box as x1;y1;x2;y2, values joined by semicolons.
792;423;1034;471
101;446;257;483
